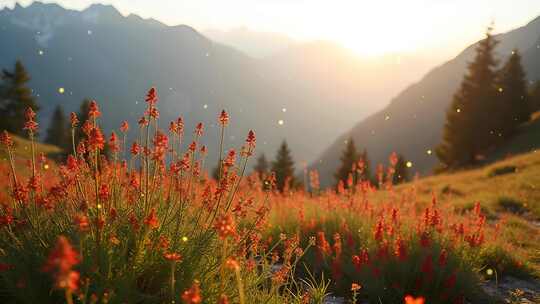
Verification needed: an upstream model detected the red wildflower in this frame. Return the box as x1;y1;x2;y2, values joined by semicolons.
73;215;90;232
66;155;79;171
163;252;183;262
351;283;361;292
99;184;110;201
148;107;159;119
181;281;202;304
138;116;148;127
145;87;158;105
404;295;425;304
219;110;229;126
213;214;236;239
70;112;79;127
12;183;29;202
109;131;119;153
389;152;398;167
42;236;80;292
218;294;229;304
317;231;331;255
88;100;101;119
169;121;178;133
144;208;159;229
394;237;407;261
129;172;140;189
120;120;129;133
0;130;13;147
88;127;105;151
223;149;236;168
374;218;384;241
200;145;208;156
23;107;38;133
225;258;240;270
177;117;184;134
246;130;256;148
194;122;204;136
188;141;197;152
130;142;140;155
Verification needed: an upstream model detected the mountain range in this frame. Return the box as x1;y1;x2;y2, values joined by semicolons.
0;1;431;169
311;16;540;186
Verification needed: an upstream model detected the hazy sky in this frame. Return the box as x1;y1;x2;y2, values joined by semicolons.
2;0;540;57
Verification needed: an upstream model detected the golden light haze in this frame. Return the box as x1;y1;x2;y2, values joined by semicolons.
3;0;540;58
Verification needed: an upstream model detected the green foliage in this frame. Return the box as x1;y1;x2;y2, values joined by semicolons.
437;28;500;169
271;140;296;192
438;39;532;172
477;245;533;279
334;137;358;188
0;60;39;137
528;80;540;113
392;154;410;185
488;165;517;177
356;149;372;183
496;196;528;215
254;153;269;179
496;49;531;137
45;104;70;152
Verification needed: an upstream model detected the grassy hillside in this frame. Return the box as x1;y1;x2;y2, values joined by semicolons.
389;149;540;275
0;134;63;161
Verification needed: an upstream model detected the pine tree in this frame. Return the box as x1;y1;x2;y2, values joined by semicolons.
529;80;540;112
75;99;91;145
45;105;70;150
496;49;530;137
334;137;358;188
254;153;269;179
271;140;295;192
437;28;499;169
358;149;372;182
0;60;39;136
392;155;410;185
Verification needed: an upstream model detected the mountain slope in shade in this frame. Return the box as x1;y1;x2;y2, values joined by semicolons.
311;16;540;187
0;1;435;169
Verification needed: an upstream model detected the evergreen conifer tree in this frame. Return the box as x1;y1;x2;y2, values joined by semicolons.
392;155;410;185
45;104;70;150
254;153;269;179
271;140;295;192
0;60;39;136
437;28;499;169
334;137;358;188
497;49;530;137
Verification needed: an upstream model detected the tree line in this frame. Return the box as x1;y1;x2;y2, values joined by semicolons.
252;137;410;193
437;27;539;169
0;60;96;154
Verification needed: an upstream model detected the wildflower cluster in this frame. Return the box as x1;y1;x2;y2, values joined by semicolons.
0;89;310;304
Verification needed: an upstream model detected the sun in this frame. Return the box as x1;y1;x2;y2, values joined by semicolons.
304;0;434;57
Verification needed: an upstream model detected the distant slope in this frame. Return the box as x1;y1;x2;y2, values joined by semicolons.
312;16;540;187
0;134;62;161
203;27;297;58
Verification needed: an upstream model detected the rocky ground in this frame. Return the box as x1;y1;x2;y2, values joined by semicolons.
321;277;540;303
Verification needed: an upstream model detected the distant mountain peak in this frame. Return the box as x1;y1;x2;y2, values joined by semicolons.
82;3;122;22
27;1;63;9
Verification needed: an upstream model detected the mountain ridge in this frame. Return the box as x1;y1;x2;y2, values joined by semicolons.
0;1;413;169
311;15;540;187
